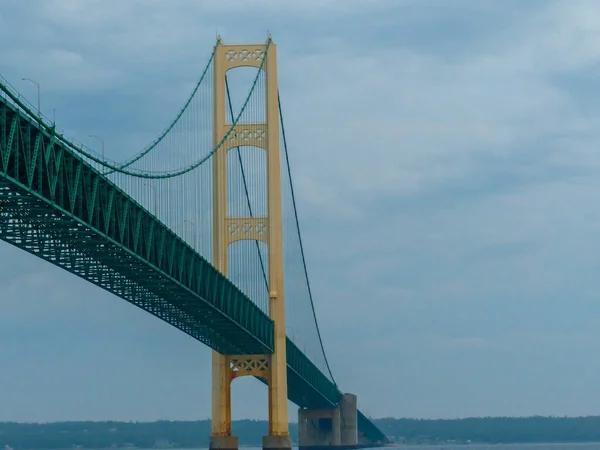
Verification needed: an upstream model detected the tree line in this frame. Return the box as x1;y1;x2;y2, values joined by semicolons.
3;416;600;448
376;416;600;444
0;420;292;449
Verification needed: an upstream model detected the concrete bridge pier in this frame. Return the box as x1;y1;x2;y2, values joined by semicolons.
298;393;358;450
339;394;358;446
209;436;238;450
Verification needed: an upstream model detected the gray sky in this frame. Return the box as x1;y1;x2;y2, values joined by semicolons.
2;0;600;423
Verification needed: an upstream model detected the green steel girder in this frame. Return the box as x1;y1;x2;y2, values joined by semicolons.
283;339;388;443
0;92;388;444
0;97;273;355
286;339;341;408
254;338;342;410
357;410;388;444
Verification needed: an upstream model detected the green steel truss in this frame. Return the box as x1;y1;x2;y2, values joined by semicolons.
357;410;387;443
0;95;347;408
0;92;387;444
0;100;273;356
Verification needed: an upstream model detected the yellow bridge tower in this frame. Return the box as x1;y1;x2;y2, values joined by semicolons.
210;36;291;450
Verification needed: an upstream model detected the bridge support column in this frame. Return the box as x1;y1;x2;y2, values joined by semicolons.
210;35;291;450
262;435;294;450
298;393;358;450
340;393;358;446
298;408;341;448
209;436;239;450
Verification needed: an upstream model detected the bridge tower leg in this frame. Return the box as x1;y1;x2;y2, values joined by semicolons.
210;36;291;450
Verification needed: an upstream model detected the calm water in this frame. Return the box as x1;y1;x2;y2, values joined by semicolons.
202;446;600;450
249;446;600;450
111;446;600;450
388;445;600;450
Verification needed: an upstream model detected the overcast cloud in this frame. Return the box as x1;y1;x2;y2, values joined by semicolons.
2;0;600;423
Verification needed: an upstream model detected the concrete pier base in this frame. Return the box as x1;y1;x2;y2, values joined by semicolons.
209;435;238;450
298;409;341;447
298;393;359;450
340;393;358;446
262;434;292;450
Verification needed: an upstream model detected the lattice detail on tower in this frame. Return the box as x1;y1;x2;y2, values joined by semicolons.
224;46;266;69
226;48;265;63
223;124;267;151
225;217;268;244
228;354;270;379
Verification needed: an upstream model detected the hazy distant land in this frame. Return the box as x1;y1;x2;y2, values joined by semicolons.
3;416;600;448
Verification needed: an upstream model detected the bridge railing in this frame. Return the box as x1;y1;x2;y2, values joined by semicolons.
0;74;109;172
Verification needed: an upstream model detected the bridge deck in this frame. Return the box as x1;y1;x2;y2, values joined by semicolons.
0;90;387;444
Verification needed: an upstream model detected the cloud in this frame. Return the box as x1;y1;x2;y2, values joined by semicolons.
3;0;600;423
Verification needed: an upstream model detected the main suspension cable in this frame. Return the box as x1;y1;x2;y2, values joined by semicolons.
0;38;272;179
278;92;338;387
104;40;220;174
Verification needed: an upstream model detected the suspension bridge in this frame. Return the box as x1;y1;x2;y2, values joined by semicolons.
0;37;388;450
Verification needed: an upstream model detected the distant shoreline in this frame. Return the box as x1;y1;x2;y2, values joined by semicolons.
4;417;600;447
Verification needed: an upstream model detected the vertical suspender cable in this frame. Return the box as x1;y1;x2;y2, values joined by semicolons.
278;92;338;388
225;74;269;295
